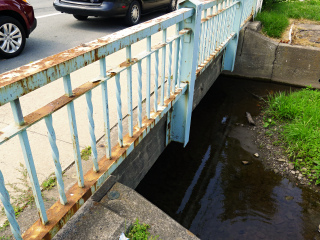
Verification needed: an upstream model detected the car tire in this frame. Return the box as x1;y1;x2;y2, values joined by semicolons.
0;16;26;59
73;15;88;20
125;1;141;26
167;0;177;12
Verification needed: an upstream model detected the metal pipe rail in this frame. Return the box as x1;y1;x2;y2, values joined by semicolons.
0;0;261;238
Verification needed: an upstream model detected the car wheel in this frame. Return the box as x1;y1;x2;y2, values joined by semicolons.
0;16;26;59
125;1;141;26
73;15;88;20
167;0;177;12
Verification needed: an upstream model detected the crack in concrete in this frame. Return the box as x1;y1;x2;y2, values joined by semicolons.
239;27;247;57
271;42;280;80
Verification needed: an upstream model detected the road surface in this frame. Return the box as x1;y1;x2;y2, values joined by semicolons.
0;0;164;74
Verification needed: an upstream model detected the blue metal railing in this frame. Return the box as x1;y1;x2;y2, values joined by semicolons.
0;0;260;238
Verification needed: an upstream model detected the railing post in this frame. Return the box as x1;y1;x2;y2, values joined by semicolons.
10;99;48;224
222;0;243;71
169;0;203;147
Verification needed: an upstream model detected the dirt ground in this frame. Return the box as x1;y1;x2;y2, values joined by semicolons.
236;112;320;193
280;19;320;48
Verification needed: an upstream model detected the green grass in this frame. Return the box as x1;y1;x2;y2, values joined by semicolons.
126;219;159;240
255;0;320;38
80;146;92;161
265;86;320;184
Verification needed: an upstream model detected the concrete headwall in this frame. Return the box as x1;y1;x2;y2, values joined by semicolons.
111;54;223;190
224;22;320;88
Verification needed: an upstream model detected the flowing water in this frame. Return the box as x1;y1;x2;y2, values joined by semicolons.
136;76;320;240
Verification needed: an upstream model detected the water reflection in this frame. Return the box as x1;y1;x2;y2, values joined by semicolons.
136;77;320;240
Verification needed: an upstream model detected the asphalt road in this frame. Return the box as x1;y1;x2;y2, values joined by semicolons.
0;0;164;74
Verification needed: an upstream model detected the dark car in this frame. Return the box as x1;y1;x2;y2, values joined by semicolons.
53;0;177;26
0;0;37;58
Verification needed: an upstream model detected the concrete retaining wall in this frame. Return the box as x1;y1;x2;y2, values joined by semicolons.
224;22;320;88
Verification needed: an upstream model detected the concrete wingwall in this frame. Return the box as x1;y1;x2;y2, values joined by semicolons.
109;54;223;190
223;22;320;88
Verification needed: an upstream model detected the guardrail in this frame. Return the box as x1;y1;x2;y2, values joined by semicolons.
0;0;260;238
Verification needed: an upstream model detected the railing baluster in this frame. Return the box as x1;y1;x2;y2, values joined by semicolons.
218;5;223;47
213;5;219;52
198;17;204;66
201;9;208;64
0;171;22;240
223;8;227;41
154;49;159;112
126;45;133;137
224;9;228;40
172;23;180;93
207;7;214;59
177;36;184;88
10;98;48;224
146;36;151;119
44;114;67;204
100;58;111;159
115;74;123;147
167;41;173;98
199;17;204;65
218;6;223;47
160;29;167;106
137;61;143;128
207;7;214;57
85;91;99;172
63;74;84;188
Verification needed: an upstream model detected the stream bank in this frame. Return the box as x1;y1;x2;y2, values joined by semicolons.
136;76;320;240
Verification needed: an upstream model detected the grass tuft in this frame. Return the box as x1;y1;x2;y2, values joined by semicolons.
126;219;159;240
41;173;57;190
255;11;289;38
81;146;92;161
265;86;320;184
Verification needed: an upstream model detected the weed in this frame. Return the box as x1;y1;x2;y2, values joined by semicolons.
272;140;281;146
6;164;34;215
0;236;10;240
126;219;159;240
81;146;92;161
263;117;276;128
41;173;56;190
0;163;35;237
265;130;273;137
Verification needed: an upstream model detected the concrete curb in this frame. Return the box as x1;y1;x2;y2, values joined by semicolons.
53;181;200;240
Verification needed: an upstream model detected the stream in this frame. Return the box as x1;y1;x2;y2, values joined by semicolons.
136;76;320;240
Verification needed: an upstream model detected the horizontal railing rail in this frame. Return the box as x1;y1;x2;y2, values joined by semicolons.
0;0;261;239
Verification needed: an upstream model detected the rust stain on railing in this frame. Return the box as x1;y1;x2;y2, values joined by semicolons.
0;8;193;106
22;87;184;240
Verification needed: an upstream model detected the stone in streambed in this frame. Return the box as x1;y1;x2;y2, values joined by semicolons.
288;163;294;170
